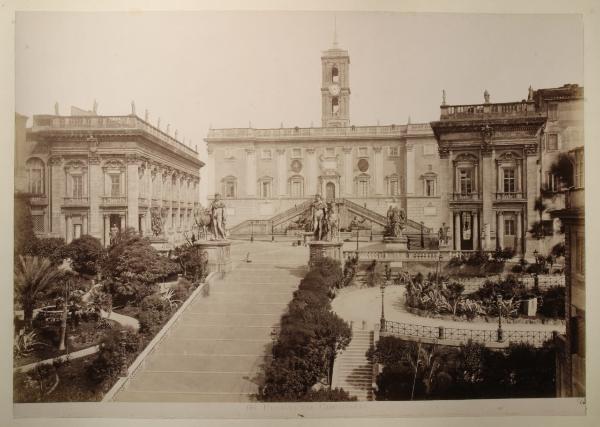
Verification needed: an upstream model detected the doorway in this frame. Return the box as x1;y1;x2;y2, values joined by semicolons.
503;214;516;250
326;182;336;201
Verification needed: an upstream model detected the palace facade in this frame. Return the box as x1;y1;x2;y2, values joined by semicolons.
15;106;204;248
205;39;583;257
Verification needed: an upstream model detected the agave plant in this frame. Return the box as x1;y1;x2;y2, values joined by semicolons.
458;299;487;320
14;329;46;358
160;288;183;310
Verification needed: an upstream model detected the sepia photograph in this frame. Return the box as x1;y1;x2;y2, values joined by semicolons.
5;2;597;424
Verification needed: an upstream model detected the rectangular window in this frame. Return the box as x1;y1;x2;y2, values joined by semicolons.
291;180;303;197
72;175;83;198
423;144;435;156
110;174;121;196
504;218;515;236
459;169;473;194
390;179;398;196
32;214;44;233
547;134;558;151
225;181;235;198
548;103;558;121
261;181;271;198
389;146;399;157
358;147;368;157
545;172;560;192
261;149;272;160
425;179;435;197
503;168;516;193
292;148;302;158
359;179;369;196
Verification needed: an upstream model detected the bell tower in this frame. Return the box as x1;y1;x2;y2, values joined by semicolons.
321;24;350;127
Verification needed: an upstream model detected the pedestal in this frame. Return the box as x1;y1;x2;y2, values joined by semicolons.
382;235;408;251
308;241;343;268
149;236;172;255
195;240;232;273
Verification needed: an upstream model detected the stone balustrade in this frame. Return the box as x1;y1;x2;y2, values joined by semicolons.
440;101;543;120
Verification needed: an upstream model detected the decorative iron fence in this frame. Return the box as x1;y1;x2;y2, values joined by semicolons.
382;320;555;348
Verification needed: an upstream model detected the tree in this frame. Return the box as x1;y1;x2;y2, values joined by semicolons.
100;228;180;305
64;235;105;276
15;255;63;328
29;238;68;266
14;193;36;261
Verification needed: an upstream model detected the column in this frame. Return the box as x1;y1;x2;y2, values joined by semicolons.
454;211;461;251
82;215;88;235
88;156;102;240
517;161;523;194
245;149;256;196
103;214;110;247
516;210;523;255
525;149;539;256
406;144;415;194
473;211;479;250
498;211;504;249
49;157;65;237
120;214;126;231
126;157;139;229
65;215;72;243
374;146;384;194
343;148;353;196
481;151;494;250
306;148;317;195
277;149;287;196
497;163;502;193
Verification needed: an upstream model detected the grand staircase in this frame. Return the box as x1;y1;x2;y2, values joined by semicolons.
331;327;374;401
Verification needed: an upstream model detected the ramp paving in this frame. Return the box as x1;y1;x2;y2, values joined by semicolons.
113;241;307;402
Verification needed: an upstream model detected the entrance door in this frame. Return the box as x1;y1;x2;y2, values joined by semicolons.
460;212;473;250
326;182;336;201
73;224;82;240
503;215;516;250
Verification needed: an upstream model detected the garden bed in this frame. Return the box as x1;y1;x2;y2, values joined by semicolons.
405;306;565;326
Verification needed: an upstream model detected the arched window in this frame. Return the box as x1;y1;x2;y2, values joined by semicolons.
332;66;339;83
221;176;237;199
332;97;339;114
26;158;45;195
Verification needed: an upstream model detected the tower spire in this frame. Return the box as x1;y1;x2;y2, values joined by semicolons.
333;16;338;48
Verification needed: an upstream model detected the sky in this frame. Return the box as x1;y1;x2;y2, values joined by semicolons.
15;11;583;170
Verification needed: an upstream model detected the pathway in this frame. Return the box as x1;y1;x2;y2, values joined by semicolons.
112;241;307;402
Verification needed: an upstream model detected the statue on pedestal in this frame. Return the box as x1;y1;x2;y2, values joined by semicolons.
109;224;119;244
311;194;328;241
326;202;339;242
385;205;406;238
151;209;164;237
438;222;450;245
209;193;228;240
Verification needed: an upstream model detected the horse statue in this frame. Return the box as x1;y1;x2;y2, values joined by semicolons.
193;204;212;240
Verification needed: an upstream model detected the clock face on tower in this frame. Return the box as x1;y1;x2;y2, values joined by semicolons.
328;84;341;96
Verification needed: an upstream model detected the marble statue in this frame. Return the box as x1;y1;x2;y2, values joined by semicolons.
310;194;328;241
385;205;406;238
210;193;227;240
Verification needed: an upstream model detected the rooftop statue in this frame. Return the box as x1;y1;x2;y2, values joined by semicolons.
385;204;406;238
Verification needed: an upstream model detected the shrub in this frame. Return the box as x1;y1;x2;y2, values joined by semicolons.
538;286;565;318
171;278;193;302
87;327;140;386
64;235;105;276
301;388;357;401
310;257;343;288
493;248;515;262
29;238;68;266
465;251;488;267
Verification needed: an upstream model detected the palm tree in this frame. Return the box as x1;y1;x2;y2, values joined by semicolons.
15;255;62;328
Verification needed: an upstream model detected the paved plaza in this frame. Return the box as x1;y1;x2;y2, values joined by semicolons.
113;241;307;402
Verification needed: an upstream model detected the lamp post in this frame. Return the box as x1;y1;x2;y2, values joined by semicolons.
370;220;373;241
496;294;504;342
380;279;387;333
271;220;275;242
250;220;254;242
420;221;425;249
436;252;443;284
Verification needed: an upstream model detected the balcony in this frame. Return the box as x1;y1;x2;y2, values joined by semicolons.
101;196;127;207
450;192;481;202
151;198;161;207
138;197;149;207
30;195;49;206
495;192;526;201
63;197;89;207
440;101;544;121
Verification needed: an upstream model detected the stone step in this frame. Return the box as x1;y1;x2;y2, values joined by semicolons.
145;354;270;372
170;325;275;340
126;371;260;394
154;337;271;356
186;302;288;315
181;312;281;327
115;390;255;402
